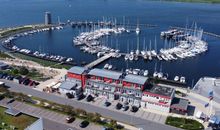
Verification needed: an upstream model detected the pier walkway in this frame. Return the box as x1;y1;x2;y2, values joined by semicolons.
85;53;115;68
170;26;220;39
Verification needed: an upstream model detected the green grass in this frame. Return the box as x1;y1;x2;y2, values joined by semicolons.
166;116;204;130
0;106;37;130
0;26;32;37
0;52;13;59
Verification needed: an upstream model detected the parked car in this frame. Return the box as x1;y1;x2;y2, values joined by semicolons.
122;105;129;111
115;102;122;110
104;101;111;107
86;95;93;102
130;106;139;112
76;93;84;100
102;127;114;130
66;93;74;99
66;116;75;123
79;120;89;128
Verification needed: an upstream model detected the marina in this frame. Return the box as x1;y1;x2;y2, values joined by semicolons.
0;0;220;87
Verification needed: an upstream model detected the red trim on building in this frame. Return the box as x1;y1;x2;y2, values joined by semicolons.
143;91;171;99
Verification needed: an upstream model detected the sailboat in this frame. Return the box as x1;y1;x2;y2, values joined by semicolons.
136;35;140;54
148;40;152;60
157;63;163;79
124;41;130;61
153;62;158;77
136;19;140;35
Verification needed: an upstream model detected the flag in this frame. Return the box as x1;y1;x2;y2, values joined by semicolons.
204;103;209;107
208;91;214;97
208;90;214;100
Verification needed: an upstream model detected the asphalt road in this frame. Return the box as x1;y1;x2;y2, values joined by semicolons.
1;79;179;130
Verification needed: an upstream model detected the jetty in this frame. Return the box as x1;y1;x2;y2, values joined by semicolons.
170;26;220;39
85;53;115;68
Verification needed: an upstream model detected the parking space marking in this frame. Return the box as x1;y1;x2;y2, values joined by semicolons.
148;112;154;120
159;115;166;124
153;114;161;122
143;111;150;119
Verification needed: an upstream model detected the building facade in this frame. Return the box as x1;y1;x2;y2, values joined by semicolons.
61;66;183;113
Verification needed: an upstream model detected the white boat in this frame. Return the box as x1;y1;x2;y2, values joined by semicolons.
136;27;140;35
133;69;140;75
104;64;109;69
174;76;179;81
124;54;129;61
108;64;113;70
180;76;186;83
153;72;158;77
157;72;163;79
129;54;134;61
143;70;149;76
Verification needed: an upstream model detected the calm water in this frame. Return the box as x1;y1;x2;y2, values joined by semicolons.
1;0;220;85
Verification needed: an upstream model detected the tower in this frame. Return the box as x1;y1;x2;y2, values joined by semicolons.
45;12;52;25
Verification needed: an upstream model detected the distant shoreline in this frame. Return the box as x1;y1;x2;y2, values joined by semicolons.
156;0;220;4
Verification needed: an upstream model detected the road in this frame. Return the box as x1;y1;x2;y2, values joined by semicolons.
1;79;179;130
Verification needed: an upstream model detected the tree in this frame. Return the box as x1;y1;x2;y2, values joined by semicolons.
19;66;29;75
12;68;19;75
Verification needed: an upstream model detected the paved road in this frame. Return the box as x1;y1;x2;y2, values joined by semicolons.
1;79;179;130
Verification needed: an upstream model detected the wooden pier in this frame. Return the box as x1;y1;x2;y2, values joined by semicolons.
170;26;220;39
85;53;115;68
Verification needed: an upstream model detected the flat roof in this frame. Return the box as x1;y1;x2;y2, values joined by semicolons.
123;74;148;85
88;68;122;80
68;66;87;75
144;85;175;97
5;108;21;116
171;97;189;110
59;81;77;90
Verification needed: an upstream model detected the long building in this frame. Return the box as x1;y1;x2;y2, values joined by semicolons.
61;66;188;114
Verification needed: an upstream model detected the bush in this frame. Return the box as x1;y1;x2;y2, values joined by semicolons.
12;68;19;75
19;67;29;75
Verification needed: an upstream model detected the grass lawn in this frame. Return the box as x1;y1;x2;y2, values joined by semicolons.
0;107;37;130
166;116;204;130
0;52;13;59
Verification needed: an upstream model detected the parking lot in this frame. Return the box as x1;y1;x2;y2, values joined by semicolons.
71;94;167;124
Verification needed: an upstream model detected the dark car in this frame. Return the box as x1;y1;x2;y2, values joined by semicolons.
76;93;84;100
102;127;114;130
2;73;8;79
122;105;129;111
66;93;74;99
79;120;89;128
28;80;34;86
86;95;93;102
104;101;111;107
66;116;75;123
130;106;139;112
115;103;122;110
8;76;14;80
